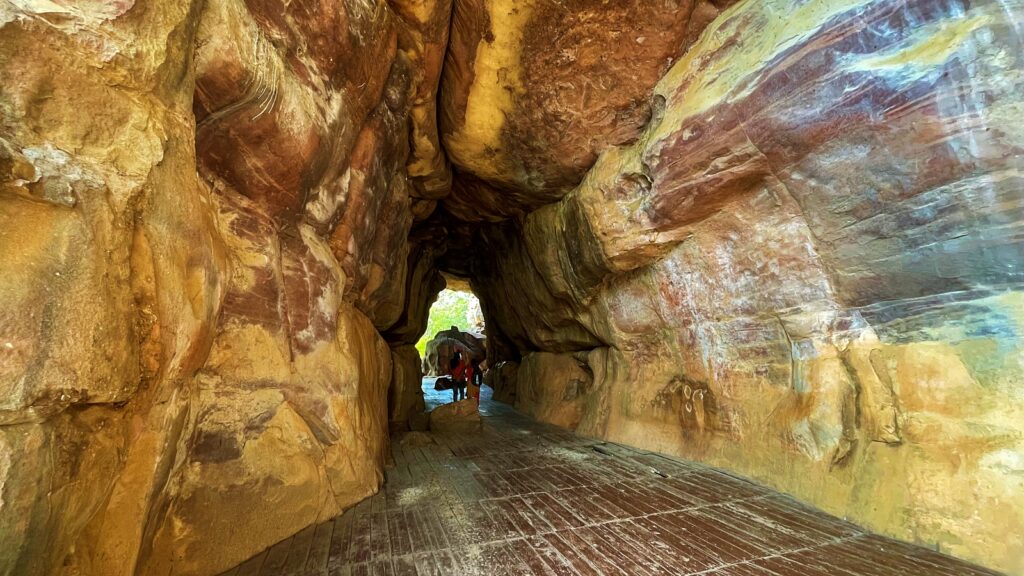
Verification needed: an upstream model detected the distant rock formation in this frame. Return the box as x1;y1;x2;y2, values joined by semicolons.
423;326;486;376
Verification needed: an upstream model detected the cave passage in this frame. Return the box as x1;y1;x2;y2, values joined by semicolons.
2;0;1022;575
222;389;1000;576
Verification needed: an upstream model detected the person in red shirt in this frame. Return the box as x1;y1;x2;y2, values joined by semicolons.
450;351;468;402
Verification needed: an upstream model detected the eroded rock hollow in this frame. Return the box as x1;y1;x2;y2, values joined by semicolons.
1;0;1022;574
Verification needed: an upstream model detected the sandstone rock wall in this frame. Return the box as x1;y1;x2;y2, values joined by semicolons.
0;1;444;574
484;360;519;404
515;353;592;430
439;0;735;221
389;344;426;430
469;1;1024;573
3;0;1023;574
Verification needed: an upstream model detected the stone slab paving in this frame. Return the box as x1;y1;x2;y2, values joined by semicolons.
222;386;1003;576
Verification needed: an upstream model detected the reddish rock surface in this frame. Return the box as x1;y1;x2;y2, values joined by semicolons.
0;1;433;574
467;1;1024;573
440;0;734;220
1;0;1022;575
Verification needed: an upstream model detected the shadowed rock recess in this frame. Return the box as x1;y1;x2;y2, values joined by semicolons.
0;0;1021;575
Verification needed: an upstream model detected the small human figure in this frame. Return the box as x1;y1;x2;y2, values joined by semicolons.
450;351;468;402
467;359;483;406
473;360;485;387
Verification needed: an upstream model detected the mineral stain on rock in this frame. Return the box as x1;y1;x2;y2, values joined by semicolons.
1;0;1023;574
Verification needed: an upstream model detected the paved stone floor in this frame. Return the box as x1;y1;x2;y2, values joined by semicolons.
222;385;1002;576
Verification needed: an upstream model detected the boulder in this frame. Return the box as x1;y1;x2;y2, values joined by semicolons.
428;399;482;433
398;431;436;448
422;326;486;375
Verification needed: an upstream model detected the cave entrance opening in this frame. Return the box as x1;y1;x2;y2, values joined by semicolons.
415;287;484;359
416;285;487;410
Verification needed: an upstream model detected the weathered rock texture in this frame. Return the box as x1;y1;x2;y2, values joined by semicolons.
428;398;481;433
0;1;443;574
515;353;592;430
389;344;426;430
484;360;519;405
466;1;1024;573
440;0;735;221
2;0;1022;575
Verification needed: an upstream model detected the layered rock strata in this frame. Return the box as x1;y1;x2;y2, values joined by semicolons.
0;1;447;574
467;1;1024;573
1;0;1022;575
439;0;735;221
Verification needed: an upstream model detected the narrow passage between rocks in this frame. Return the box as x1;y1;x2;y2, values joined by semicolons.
4;2;1022;575
222;386;999;576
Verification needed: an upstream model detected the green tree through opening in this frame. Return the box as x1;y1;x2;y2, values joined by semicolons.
415;289;483;355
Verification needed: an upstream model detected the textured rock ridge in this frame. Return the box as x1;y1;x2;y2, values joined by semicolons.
0;1;444;574
1;0;1023;575
467;1;1024;573
439;0;735;221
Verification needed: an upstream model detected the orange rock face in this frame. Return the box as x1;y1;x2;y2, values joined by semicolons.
0;1;440;574
440;0;734;220
2;0;1023;575
464;1;1024;573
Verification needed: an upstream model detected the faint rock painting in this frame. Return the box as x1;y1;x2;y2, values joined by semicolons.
654;376;719;435
561;374;591;403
